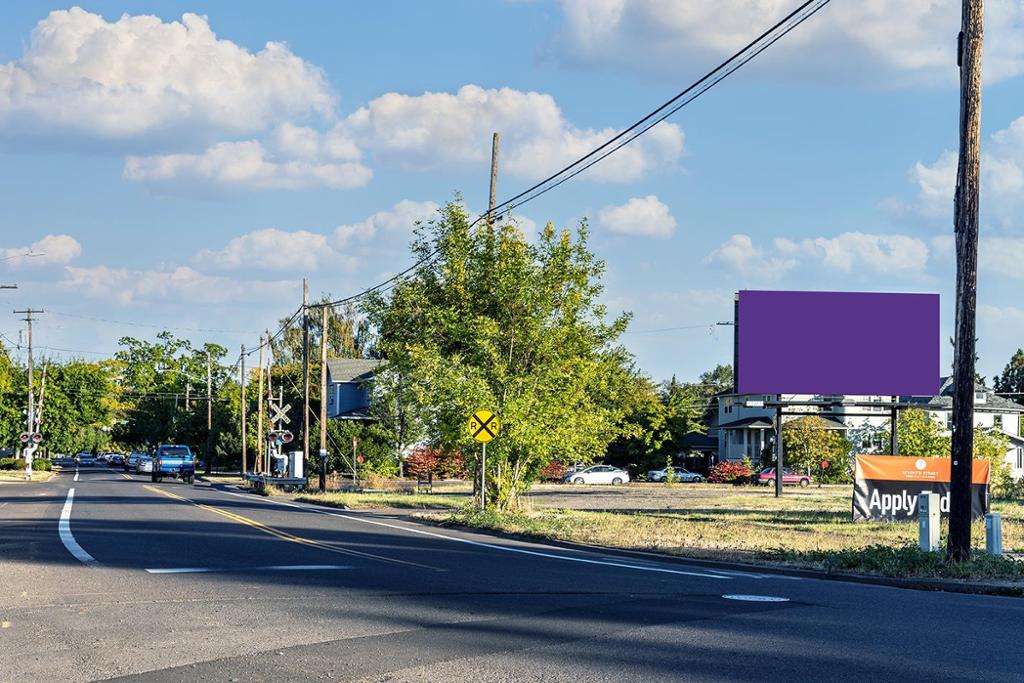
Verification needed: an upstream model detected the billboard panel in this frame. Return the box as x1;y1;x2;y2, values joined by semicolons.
852;455;989;521
736;290;939;396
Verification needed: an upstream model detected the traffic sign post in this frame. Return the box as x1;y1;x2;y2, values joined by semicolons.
468;411;500;510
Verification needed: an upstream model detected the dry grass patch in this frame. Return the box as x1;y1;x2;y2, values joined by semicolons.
296;490;467;510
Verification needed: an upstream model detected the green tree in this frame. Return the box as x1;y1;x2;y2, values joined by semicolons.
365;201;634;509
781;415;852;483
995;349;1024;406
895;408;950;457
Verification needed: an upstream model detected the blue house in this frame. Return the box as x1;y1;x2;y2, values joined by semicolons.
325;359;381;420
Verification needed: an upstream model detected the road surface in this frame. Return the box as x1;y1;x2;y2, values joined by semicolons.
2;467;1022;682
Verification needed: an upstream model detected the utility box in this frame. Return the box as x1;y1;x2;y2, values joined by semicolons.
918;491;940;552
986;512;1003;556
288;450;304;479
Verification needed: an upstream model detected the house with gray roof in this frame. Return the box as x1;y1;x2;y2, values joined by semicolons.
325;358;382;420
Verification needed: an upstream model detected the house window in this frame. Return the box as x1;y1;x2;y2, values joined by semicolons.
975;391;987;404
945;412;953;430
994;414;1004;430
1017;448;1024;470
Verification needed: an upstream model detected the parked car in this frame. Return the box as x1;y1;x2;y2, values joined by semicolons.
75;452;95;467
151;444;195;484
756;467;811;487
52;453;75;468
108;453;125;466
125;451;147;472
136;456;154;474
96;452;108;463
647;466;704;483
563;465;630;485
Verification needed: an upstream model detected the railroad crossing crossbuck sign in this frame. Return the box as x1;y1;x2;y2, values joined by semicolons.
468;410;500;443
269;399;292;426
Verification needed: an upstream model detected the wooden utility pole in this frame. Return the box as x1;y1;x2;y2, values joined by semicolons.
240;344;247;474
205;351;213;475
302;278;311;472
257;334;266;475
15;309;43;453
265;330;273;476
949;0;984;562
487;132;500;223
319;305;328;492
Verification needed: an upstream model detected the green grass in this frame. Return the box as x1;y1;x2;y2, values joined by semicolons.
296;490;468;510
427;492;1024;580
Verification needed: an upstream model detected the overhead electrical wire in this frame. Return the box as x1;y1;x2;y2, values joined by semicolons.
309;0;832;312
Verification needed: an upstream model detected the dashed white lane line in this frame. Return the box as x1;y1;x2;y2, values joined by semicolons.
59;488;98;566
214;488;732;581
73;468;80;482
145;564;351;574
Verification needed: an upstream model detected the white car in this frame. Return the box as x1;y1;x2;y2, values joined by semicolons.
136;456;154;474
647;466;704;483
563;465;630;485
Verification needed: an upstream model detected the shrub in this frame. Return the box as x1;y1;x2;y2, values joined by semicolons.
405;447;466;479
540;461;567;481
33;459;52;471
707;461;753;484
0;457;26;471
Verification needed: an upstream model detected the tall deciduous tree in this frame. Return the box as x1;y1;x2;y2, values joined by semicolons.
995;349;1024;405
365;201;633;509
781;415;852;482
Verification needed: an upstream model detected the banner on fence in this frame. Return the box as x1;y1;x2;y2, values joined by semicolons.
852;455;989;521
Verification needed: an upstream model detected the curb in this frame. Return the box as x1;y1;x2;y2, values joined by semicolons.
420;517;1024;598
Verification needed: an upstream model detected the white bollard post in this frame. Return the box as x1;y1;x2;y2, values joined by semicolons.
985;512;1003;556
918;491;940;552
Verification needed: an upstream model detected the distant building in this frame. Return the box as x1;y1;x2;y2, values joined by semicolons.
710;378;1024;480
325;359;382;420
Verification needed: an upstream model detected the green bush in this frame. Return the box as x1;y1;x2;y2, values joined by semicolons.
33;459;52;471
0;457;25;471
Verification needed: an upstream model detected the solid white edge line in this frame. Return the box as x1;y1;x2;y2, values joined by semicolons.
59;488;98;565
145;564;351;574
214;488;730;580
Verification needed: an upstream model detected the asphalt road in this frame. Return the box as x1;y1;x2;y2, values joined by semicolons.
2;467;1023;682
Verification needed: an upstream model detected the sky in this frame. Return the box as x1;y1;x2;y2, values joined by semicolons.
2;1;1024;385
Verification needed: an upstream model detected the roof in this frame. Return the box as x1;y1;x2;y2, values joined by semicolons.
678;431;717;450
326;358;381;384
717;416;775;430
902;376;1024;414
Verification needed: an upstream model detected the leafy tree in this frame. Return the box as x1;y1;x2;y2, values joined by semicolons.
995;349;1024;406
895;408;949;457
781;416;852;482
365;201;634;509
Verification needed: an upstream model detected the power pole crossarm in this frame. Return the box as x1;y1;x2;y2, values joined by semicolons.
949;0;984;562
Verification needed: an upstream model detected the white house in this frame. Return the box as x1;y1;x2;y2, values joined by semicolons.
711;378;1024;480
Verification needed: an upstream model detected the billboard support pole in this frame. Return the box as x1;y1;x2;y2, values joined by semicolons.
890;399;899;456
775;405;783;498
949;0;984;562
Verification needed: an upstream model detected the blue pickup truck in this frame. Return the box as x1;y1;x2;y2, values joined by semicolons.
151;444;195;484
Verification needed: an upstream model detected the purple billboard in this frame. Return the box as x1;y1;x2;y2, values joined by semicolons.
736;290;939;396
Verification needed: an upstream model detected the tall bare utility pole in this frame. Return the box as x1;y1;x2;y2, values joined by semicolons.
14;309;43;449
487;132;500;223
205;351;213;475
319;305;328;492
302;278;310;471
257;334;266;475
240;345;247;474
949;0;985;562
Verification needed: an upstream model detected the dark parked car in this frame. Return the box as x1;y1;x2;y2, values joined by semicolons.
75;452;95;467
756;467;811;487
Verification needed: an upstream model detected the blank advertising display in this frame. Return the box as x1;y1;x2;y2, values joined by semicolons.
736;290;939;396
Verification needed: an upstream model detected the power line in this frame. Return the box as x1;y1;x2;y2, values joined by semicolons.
48;310;259;335
308;0;832;312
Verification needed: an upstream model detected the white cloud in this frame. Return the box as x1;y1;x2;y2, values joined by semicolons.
194;228;345;272
907;116;1024;224
704;234;796;281
552;1;1024;87
333;200;439;248
124;140;372;193
61;264;297;304
774;232;929;273
1;234;81;267
981;237;1024;279
0;8;332;144
340;84;683;182
598;195;676;237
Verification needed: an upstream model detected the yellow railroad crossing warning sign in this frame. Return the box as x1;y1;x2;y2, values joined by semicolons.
468;410;500;443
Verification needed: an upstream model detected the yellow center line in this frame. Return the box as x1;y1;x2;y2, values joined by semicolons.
142;485;442;572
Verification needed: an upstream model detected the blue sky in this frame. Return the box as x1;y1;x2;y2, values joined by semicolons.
1;1;1024;385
